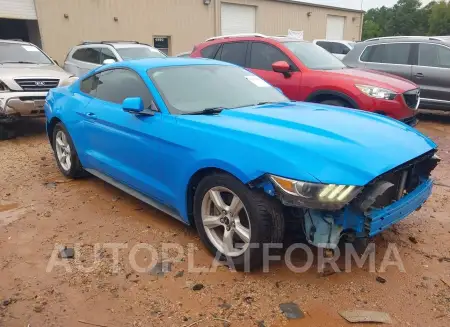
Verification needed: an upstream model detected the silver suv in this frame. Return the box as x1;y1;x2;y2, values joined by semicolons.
64;41;167;77
0;40;74;124
343;36;450;111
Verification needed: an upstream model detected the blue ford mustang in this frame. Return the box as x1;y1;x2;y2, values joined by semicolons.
45;58;439;270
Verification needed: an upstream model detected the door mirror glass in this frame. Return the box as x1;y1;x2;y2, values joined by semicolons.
103;59;116;65
122;97;144;113
272;61;290;73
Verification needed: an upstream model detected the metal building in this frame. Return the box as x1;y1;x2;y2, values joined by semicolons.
0;0;364;62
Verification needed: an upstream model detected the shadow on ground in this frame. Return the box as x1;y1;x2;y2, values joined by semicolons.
0;118;46;140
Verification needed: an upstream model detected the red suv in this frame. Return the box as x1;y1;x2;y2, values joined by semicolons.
191;35;420;125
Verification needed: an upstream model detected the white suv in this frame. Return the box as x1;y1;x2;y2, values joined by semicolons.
64;41;167;76
312;39;356;60
0;40;74;125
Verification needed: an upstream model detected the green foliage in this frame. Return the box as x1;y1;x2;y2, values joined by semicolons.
362;0;450;39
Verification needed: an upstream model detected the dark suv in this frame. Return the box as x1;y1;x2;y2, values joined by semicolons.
343;36;450;111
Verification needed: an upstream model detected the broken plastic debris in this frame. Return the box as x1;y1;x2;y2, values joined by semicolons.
339;310;392;324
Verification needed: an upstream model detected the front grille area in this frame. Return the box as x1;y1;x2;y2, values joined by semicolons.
15;78;59;92
353;150;438;211
403;89;420;109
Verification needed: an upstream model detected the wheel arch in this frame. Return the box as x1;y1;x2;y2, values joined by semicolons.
47;117;62;145
185;166;252;228
306;90;360;109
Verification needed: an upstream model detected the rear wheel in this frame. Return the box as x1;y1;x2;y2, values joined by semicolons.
52;123;85;178
193;173;284;271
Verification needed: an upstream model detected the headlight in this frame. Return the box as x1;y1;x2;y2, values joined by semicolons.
0;80;10;92
355;84;397;100
59;76;79;87
270;175;362;210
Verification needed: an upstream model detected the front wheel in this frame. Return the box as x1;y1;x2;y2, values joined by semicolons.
52;123;85;178
318;99;349;107
193;173;284;271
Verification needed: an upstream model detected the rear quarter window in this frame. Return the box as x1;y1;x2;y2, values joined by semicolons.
200;44;220;59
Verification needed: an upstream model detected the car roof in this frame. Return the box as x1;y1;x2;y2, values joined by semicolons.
362;36;450;45
198;34;309;47
0;39;32;45
103;58;231;72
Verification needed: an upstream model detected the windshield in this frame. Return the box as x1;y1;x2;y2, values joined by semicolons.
283;41;346;70
0;42;52;64
148;65;288;115
116;46;166;61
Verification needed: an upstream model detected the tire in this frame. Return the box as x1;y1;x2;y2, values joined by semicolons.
319;99;349;107
52;122;85;178
193;172;284;271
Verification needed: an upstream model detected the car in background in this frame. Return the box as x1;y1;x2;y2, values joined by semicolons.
0;39;75;138
343;36;450;111
313;39;355;60
191;34;421;125
64;41;167;77
45;58;438;270
175;51;191;58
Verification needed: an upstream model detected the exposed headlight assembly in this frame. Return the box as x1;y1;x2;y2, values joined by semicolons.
270;175;362;210
59;76;79;87
355;84;397;100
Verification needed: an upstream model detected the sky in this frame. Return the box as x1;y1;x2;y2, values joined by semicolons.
297;0;433;10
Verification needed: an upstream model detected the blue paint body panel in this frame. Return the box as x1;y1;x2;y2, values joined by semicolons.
44;58;437;227
367;179;433;236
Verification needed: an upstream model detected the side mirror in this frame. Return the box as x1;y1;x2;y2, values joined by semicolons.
272;61;291;77
103;59;116;65
122;97;144;113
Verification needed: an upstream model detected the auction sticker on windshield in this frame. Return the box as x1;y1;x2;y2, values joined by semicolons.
245;75;271;87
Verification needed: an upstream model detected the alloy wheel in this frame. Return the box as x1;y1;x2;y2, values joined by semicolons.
201;186;251;257
55;130;72;171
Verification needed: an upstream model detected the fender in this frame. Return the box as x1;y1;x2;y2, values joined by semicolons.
306;90;360;109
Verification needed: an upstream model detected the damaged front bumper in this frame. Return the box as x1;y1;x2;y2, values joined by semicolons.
258;151;439;249
0;92;47;122
367;178;432;236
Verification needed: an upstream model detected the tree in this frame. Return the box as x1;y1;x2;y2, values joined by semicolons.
428;1;450;35
361;0;445;40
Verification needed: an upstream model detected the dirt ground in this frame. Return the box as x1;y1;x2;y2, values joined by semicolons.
0;112;449;327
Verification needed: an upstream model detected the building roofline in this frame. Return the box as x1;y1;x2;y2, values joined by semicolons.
270;0;365;14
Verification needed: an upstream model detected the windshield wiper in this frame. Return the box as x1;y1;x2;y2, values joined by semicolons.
185;107;225;115
0;61;38;64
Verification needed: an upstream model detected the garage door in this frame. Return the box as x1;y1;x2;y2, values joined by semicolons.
326;15;345;40
221;3;256;36
0;0;37;19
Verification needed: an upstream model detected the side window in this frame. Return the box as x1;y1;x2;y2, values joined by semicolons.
80;75;96;96
100;47;117;62
89;69;153;108
218;42;248;66
438;46;450;68
249;42;293;71
316;41;333;52
200;44;220;59
72;47;101;64
419;44;439;67
360;44;411;64
332;42;350;55
72;49;87;62
360;44;384;62
383;43;411;65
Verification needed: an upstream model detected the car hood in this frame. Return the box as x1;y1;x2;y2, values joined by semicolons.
178;102;436;186
320;68;417;93
0;64;72;89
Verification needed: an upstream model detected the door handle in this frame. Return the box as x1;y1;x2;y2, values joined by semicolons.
415;73;424;78
86;112;97;119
